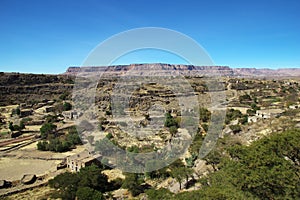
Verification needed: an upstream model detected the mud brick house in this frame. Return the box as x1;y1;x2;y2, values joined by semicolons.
20;109;33;118
256;109;283;119
66;150;101;172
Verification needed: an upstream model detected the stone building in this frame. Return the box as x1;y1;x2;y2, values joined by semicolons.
20;109;33;118
44;106;55;113
66;150;100;172
255;109;283;119
62;110;83;120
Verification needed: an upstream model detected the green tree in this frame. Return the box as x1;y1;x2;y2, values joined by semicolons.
175;181;257;200
171;167;193;190
78;164;109;192
37;140;48;151
225;109;242;124
8;122;14;132
146;188;173;200
49;172;79;200
66;132;82;146
76;187;104;200
225;129;300;199
40;123;57;139
122;173;144;196
203;149;223;171
189;132;204;155
49;165;111;200
19;121;25;130
47;138;65;152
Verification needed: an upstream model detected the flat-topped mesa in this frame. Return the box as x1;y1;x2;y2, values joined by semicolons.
64;63;300;77
64;63;233;76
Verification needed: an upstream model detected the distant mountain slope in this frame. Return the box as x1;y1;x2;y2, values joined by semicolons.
64;63;300;77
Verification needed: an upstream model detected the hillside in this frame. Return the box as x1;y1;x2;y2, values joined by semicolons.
0;73;74;106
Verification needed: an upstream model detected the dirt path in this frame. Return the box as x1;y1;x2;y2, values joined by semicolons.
0;135;36;147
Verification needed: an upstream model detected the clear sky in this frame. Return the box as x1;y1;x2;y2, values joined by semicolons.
1;0;300;74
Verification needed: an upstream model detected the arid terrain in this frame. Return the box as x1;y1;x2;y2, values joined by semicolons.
0;64;299;199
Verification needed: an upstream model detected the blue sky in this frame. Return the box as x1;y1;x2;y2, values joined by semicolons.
0;0;300;74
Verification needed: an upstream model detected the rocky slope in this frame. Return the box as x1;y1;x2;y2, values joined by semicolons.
0;73;74;106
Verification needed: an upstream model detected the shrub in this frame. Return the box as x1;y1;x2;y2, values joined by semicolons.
63;102;72;111
229;124;242;134
164;113;178;128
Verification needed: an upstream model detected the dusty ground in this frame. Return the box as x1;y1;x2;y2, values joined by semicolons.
0;157;58;180
0;142;86;181
24;125;42;132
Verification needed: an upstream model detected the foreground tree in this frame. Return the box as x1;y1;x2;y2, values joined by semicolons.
49;172;79;200
122;173;144;196
171;167;194;190
49;164;111;200
76;187;104;200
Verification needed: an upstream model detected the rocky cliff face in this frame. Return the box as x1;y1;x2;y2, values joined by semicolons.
65;63;300;77
65;64;234;77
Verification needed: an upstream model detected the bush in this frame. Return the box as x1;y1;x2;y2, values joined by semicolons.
229;124;242;134
63;102;72;111
59;92;69;100
239;115;248;125
164;113;178;128
127;145;139;153
225;109;243;124
239;94;252;103
246;109;256;116
199;107;211;122
169;126;178;135
106;133;113;139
